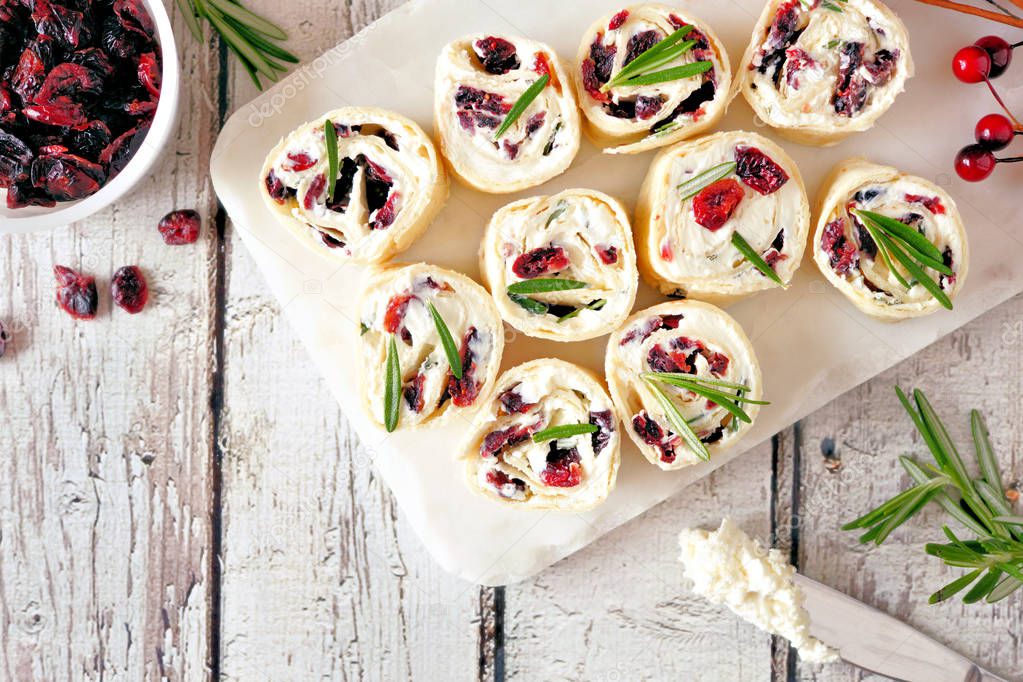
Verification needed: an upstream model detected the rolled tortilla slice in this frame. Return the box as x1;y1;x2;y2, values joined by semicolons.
605;300;763;471
735;0;913;146
260;107;447;264
359;263;504;430
462;359;620;511
480;189;639;342
635;130;810;304
434;34;581;194
573;4;732;155
812;159;968;321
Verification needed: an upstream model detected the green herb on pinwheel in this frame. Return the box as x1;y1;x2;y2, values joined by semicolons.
677;162;738;200
532;423;599;443
643;377;710;461
383;335;401;432
842;388;1023;604
732;232;786;286
324;119;338;203
495;74;550;140
427;302;462;379
601;25;705;91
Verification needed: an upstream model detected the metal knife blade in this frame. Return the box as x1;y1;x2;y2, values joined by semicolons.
793;574;1009;682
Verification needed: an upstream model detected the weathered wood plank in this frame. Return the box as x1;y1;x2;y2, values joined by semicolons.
0;1;221;678
503;442;777;681
217;1;483;679
794;295;1023;682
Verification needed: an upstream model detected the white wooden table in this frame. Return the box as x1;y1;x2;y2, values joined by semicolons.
1;1;1021;679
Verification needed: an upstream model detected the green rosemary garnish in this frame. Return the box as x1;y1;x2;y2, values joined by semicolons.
825;39;842;49
178;0;299;90
618;61;712;88
359;322;369;336
544;201;568;228
852;209;953;309
508;293;549;315
843;388;1023;604
324;119;338;203
557;299;607;324
507;278;587;295
427;302;462;379
677;161;737;200
644;378;709;461
383;335;401;432
643;372;768;426
732;232;785;286
532;423;599;443
495;74;550;140
601;25;695;91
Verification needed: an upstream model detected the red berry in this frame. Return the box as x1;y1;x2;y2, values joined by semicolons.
157;209;201;245
111;266;149;314
975;36;1013;79
952;45;991;84
692;179;745;231
53;265;98;320
975;113;1016;150
955;144;997;182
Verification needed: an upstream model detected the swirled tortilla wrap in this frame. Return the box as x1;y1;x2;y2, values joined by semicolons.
434;34;581;193
462;359;620;511
572;4;732;155
480;189;638;342
606;300;763;471
359;263;504;430
735;0;913;146
812;159;968;321
260;107;447;264
635;131;809;304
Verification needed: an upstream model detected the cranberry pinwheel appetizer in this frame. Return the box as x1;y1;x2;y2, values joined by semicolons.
813;159;968;320
736;0;913;146
434;34;581;193
606;300;764;471
635;131;809;303
359;264;504;431
260;107;447;263
572;5;732;155
462;359;620;511
480;189;638;342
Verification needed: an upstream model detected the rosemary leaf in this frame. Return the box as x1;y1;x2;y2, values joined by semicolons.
428;302;462;379
507;278;587;295
384;335;401;432
677;162;737;200
971;410;1004;489
557;299;606;324
207;0;287;38
994;516;1023;526
645;374;751;424
875;232;953;309
176;0;203;41
963;568;1003;604
601;25;695;91
532;423;599;443
859;220;911;290
842;480;930;530
324;119;338;203
544;201;568;229
732;232;785;286
644;379;710;461
642;372;748;393
871;481;944;544
495;74;549;140
929;569;983;604
987;575;1023;602
854;209;945;264
621;61;712;87
508;293;549;315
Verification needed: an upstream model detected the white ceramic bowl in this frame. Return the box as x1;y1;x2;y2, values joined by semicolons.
0;0;181;233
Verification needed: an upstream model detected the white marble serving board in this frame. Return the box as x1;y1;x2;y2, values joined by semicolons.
210;0;1023;585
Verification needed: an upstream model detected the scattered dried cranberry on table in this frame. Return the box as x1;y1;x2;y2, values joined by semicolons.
158;209;201;245
111;265;148;314
0;0;162;208
53;264;98;320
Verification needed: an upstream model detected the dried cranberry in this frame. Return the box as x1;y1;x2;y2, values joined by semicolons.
0;130;34;188
11;38;56;104
763;0;802;55
609;9;629;30
632;412;678;463
448;327;480;407
383;293;414;334
624;30;659;66
647;344;691;374
30;153;105;201
100;124;149;178
693;178;745;231
137;52;161;97
35;63;103;106
32;0;90;51
480;423;534;458
158;209;201;245
303;173;326;210
532;53;560;92
540;443;582;488
904;194;946;215
111;265;148;314
512;246;570;279
502;139;520;160
70;48;116;80
596;244;618;265
53;264;98;320
635;95;664;120
115;0;156;38
706;351;729;376
473;36;520;75
264;169;288;203
833;42;867;116
284;151;316;172
101;15;140;60
735;146;789;195
784;47;816;89
403;373;425;413
499;388;536;414
606;99;636;119
24;101;88;128
863;49;898;86
524;112;545;137
7;177;55;208
454;86;510;133
370;191;400;230
821;219;859;274
485;469;527;498
589;410;614;454
581;35;616;101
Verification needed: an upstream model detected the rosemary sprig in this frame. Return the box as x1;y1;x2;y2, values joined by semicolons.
601;25;695;91
544;201;568;228
427;302;462;379
495;74;549;140
643;372;768;426
618;61;712;87
508;293;549;315
507;278;587;295
557;299;606;324
324;119;338;203
677;162;737;200
180;0;298;90
843;387;1023;604
532;423;599;443
643;378;709;461
732;232;785;286
383;335;401;432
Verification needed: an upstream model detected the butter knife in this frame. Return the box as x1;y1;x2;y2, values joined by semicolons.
793;574;1010;682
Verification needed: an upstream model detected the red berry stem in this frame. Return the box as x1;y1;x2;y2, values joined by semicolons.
1014;41;1023;48
983;77;1023;129
997;156;1023;162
